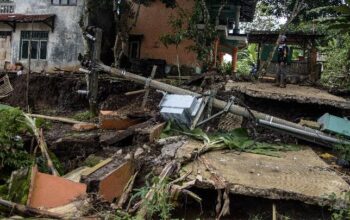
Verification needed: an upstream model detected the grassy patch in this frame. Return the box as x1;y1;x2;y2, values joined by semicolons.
72;111;96;122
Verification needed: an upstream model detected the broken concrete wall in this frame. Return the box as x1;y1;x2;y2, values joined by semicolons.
0;0;85;72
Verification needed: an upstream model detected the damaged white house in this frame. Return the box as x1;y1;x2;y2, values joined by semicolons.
0;0;85;72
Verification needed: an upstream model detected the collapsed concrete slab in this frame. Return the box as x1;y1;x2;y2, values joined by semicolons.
225;82;350;109
178;140;350;206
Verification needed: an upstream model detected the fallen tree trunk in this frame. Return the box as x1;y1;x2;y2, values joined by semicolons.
0;198;63;219
93;63;350;147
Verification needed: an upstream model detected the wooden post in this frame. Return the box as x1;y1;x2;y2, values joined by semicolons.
309;46;318;82
232;47;238;75
272;203;277;220
219;52;224;66
141;65;157;109
257;43;261;70
26;19;34;113
89;28;102;116
214;37;220;68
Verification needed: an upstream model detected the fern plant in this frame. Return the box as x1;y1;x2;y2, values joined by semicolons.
0;108;32;172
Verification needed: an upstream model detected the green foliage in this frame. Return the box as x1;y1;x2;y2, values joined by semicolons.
72;110;95;122
35;118;52;130
290;2;350;90
318;1;350;33
7;168;31;204
218;61;233;75
165;123;300;157
160;1;219;66
241;2;282;31
130;174;174;219
237;44;258;76
320;34;350;89
328;191;350;220
0;108;32;172
218;44;257;76
36;151;64;176
260;0;342;22
334;143;350;162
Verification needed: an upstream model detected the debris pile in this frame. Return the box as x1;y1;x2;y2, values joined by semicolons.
0;65;350;219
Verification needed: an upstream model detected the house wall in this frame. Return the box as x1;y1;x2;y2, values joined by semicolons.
0;0;85;72
131;0;198;68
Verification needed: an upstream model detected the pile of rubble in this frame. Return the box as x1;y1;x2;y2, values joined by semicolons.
1;65;350;219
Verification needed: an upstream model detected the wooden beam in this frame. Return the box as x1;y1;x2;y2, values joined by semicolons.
141;65;157;109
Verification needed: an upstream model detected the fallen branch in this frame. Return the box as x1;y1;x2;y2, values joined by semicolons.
0;198;63;219
27;114;86;124
24;114;60;176
125;89;146;96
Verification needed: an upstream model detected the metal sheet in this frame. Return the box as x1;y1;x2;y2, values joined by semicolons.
318;113;350;138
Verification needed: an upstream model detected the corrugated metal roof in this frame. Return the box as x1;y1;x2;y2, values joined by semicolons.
0;13;55;22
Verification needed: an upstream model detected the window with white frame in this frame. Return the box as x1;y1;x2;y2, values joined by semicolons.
0;0;15;13
20;31;49;60
51;0;77;5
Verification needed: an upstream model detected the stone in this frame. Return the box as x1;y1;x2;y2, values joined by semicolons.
72;123;98;132
161;141;186;159
134;147;145;159
124;153;132;160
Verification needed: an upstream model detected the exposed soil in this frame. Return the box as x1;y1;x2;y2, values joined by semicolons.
2;73;145;113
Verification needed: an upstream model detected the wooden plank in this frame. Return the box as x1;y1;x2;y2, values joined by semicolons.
141;65;157;109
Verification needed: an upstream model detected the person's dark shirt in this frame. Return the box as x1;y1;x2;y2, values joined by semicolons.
277;43;289;63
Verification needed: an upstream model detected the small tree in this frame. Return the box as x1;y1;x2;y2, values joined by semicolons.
160;0;228;69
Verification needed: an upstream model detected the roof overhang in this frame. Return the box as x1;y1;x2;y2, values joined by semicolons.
0;14;56;32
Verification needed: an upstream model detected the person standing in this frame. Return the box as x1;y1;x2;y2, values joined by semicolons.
275;35;289;88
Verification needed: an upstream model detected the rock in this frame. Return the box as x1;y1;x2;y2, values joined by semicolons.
161;141;186;159
134;147;145;159
116;149;123;155
143;144;151;153
124;153;132;160
157;136;187;146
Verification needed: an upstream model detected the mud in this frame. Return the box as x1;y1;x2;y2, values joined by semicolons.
1;73;144;113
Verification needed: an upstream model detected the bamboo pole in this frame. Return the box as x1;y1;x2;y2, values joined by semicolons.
27;113;85;124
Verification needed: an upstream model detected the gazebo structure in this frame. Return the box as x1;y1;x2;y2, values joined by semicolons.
248;31;323;82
